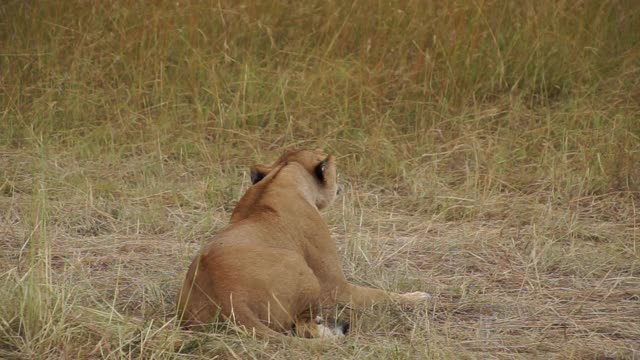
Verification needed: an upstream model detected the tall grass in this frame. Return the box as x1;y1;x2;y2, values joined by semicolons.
1;0;639;358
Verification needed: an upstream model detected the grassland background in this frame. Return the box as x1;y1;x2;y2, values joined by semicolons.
1;0;639;358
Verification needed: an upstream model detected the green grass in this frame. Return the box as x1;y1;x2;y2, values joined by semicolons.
1;0;639;358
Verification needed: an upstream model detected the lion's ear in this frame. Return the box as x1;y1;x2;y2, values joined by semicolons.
314;158;328;183
250;164;271;184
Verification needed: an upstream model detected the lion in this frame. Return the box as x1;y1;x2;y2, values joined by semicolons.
177;149;430;339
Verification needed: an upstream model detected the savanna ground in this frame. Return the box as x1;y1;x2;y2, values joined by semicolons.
1;1;640;358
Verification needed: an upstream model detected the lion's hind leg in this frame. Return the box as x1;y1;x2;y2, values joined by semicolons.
223;304;287;339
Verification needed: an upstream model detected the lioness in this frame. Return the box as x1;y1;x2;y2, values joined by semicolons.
177;149;429;338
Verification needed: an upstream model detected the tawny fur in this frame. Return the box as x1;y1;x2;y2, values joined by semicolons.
176;149;429;338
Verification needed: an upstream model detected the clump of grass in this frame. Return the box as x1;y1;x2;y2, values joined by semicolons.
1;0;639;358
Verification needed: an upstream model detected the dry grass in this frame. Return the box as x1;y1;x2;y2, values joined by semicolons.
1;0;640;358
